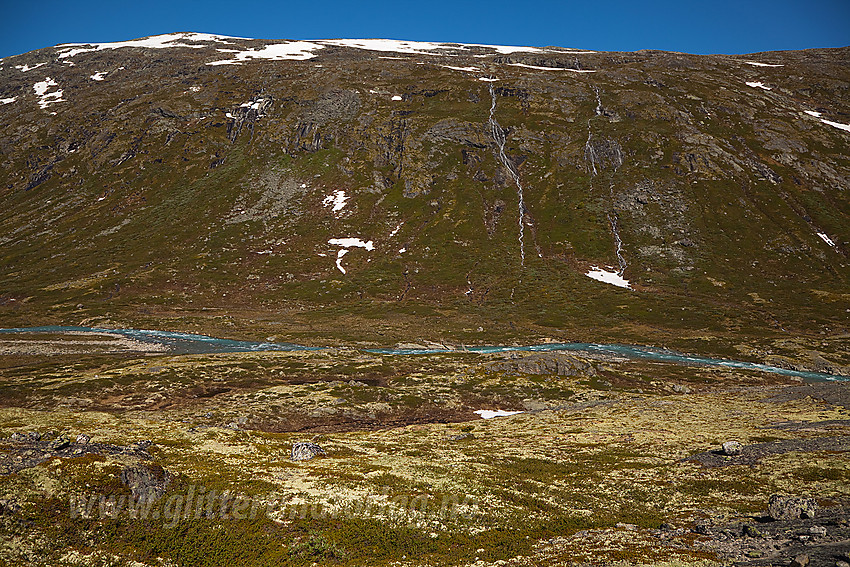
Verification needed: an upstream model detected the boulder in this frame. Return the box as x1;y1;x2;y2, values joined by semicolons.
120;464;171;499
768;494;817;520
75;433;91;445
721;441;743;456
790;554;809;567
291;442;326;461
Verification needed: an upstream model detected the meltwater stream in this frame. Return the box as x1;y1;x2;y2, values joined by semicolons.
0;326;847;383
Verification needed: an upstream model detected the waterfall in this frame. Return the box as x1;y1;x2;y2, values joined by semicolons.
488;83;526;267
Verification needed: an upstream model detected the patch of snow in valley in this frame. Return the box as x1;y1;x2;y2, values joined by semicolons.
0;97;16;105
745;81;771;91
398;248;406;253
389;223;403;237
805;110;822;118
585;266;631;289
474;409;524;419
322;190;349;214
207;41;324;65
391;95;402;101
90;71;107;81
818;232;836;247
744;61;783;67
15;62;47;72
508;63;595;72
478;77;499;82
33;77;65;109
58;32;245;59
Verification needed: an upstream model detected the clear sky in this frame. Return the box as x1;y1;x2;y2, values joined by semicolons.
1;0;848;59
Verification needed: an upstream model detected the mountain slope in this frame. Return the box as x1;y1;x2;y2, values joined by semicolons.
1;33;848;357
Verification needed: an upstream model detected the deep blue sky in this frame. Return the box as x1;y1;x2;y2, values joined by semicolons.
2;0;848;59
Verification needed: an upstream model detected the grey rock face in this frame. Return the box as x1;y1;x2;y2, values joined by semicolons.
291;442;326;461
768;494;817;520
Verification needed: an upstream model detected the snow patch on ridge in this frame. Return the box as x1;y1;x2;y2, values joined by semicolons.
745;61;783;67
90;71;107;81
58;32;246;59
206;41;324;65
0;97;16;105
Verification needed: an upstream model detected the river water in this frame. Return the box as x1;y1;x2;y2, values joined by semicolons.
0;326;845;382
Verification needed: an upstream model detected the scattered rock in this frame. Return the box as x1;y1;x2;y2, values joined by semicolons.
291;442;326;461
790;553;810;567
120;464;172;499
49;436;71;450
768;494;818;520
808;525;827;536
835;561;849;567
447;433;474;441
671;383;692;394
75;433;90;445
721;441;743;456
743;524;764;538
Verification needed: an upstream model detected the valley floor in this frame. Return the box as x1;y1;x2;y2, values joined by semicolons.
0;341;848;566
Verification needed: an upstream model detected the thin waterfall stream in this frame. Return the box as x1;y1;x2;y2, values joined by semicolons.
488;83;526;267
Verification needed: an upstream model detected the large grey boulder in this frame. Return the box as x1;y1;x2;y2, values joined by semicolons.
767;494;817;520
291;442;326;461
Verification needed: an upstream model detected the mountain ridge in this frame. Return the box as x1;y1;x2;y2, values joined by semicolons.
1;33;848;366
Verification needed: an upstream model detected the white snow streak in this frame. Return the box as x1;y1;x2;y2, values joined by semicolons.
391;95;403;101
478;77;500;82
820;118;850;132
335;249;349;274
585;266;631;289
818;232;836;247
90;71;107;81
745;81;771;91
508;63;595;72
15;62;47;72
744;61;783;67
474;409;524;419
440;65;480;72
0;97;16;105
805;110;850;132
